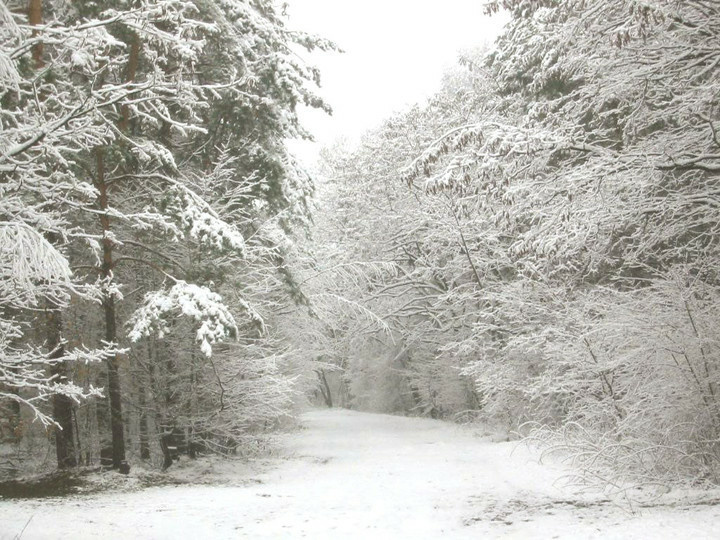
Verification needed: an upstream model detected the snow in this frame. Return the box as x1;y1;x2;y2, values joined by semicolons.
1;409;719;539
128;281;238;357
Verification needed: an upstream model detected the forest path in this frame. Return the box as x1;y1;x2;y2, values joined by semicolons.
1;409;719;539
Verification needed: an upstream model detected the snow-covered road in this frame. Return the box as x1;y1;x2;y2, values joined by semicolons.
1;409;719;539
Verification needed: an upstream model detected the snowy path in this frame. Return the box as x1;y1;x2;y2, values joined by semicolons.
1;409;719;539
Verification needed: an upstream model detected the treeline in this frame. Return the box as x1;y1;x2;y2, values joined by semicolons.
0;0;331;476
310;0;720;488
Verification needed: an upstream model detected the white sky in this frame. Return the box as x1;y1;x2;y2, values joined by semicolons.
285;0;509;164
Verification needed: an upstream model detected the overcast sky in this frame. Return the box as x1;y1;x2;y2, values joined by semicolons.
285;0;509;164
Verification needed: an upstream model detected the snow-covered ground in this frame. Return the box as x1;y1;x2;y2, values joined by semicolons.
1;409;719;539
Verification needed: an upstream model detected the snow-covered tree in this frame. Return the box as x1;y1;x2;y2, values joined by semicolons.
299;60;495;417
401;0;720;485
2;0;334;475
301;0;720;489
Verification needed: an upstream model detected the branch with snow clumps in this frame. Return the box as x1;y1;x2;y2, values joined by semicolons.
128;281;239;357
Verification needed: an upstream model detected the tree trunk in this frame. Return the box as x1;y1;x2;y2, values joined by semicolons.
97;29;142;469
159;427;174;471
46;308;77;469
396;348;423;410
315;369;333;408
30;0;76;469
27;0;43;68
95;147;126;469
119;32;140;133
138;383;150;460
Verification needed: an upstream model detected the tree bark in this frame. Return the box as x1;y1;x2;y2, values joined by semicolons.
138;385;150;460
119;32;140;133
46;308;77;468
159;427;174;471
315;369;333;408
95;23;142;469
95;147;126;469
27;0;43;68
29;0;77;469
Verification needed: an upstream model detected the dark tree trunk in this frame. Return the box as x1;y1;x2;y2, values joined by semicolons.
91;25;143;471
315;369;333;408
47;308;77;469
95;147;126;469
138;384;150;460
29;0;77;471
105;296;126;469
27;0;43;67
159;425;174;470
119;32;140;132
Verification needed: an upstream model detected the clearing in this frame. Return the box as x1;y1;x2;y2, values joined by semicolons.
1;409;719;539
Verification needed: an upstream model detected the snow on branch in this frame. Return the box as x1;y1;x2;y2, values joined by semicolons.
0;221;73;309
0;373;103;428
166;184;246;254
400;122;565;192
0;327;110;428
311;293;392;337
298;260;399;289
128;281;239;357
400;123;483;186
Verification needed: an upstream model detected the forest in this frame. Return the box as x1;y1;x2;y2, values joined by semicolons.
2;0;720;502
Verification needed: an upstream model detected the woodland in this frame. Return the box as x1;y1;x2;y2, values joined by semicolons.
1;0;720;498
